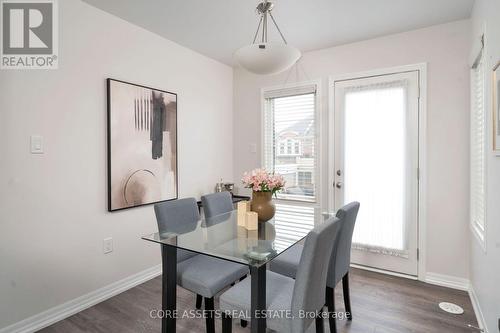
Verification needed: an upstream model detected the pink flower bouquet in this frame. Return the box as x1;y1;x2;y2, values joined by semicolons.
241;168;285;195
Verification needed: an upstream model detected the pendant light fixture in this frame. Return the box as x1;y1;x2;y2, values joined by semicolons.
234;1;301;75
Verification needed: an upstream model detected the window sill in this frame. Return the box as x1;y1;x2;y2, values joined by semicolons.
275;196;316;204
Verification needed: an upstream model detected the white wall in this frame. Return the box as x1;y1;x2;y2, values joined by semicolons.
233;20;471;280
0;0;233;329
469;0;500;331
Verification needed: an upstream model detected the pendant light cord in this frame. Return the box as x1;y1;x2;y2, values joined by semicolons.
252;16;263;44
262;11;267;43
251;1;287;45
269;12;287;44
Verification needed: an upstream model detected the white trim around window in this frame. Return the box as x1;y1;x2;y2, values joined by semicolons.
260;79;323;207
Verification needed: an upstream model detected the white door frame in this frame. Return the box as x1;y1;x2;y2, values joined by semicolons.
328;63;428;281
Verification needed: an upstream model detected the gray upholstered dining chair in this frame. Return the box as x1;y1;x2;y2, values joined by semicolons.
201;191;250;328
219;215;343;333
269;202;360;333
154;198;249;333
201;191;234;219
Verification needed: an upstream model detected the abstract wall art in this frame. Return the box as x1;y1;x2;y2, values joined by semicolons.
107;79;178;211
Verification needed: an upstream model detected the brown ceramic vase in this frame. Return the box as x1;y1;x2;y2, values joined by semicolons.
250;191;276;222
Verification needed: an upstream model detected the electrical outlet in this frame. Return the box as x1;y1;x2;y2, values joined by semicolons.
103;237;113;254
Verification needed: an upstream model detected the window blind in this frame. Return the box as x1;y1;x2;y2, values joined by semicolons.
263;86;317;202
471;48;486;239
263;84;316;99
273;204;315;252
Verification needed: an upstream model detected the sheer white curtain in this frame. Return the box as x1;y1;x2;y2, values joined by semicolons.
343;80;410;257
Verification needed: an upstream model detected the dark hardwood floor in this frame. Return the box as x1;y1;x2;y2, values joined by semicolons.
38;268;477;333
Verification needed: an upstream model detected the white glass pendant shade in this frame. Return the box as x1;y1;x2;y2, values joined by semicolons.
234;42;301;75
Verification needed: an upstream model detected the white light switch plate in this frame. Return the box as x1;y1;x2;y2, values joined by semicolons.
249;143;257;154
103;237;113;254
30;135;43;154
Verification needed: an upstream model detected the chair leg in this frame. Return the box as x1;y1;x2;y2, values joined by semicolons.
236;275;249;328
196;294;203;309
316;313;325;333
222;313;232;333
204;297;215;333
342;273;352;321
325;286;337;333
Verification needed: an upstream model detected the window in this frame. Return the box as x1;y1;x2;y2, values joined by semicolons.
279;142;285;154
470;43;486;246
263;84;317;202
273;203;315;251
294;141;300;154
298;171;312;187
277;138;301;156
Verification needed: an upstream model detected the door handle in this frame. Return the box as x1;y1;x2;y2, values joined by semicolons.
336;182;343;189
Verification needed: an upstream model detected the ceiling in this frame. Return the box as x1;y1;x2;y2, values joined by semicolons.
82;0;475;66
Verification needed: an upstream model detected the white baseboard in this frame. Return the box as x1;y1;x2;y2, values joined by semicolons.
351;263;418;280
352;266;470;291
0;264;162;333
424;272;470;291
469;285;488;333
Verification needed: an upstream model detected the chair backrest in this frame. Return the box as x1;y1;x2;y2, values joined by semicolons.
290;216;342;333
201;192;234;219
327;201;360;287
154;198;200;262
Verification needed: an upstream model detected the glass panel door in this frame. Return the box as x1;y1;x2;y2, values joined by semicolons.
333;71;419;276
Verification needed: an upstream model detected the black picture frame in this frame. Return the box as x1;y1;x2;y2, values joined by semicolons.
107;78;178;212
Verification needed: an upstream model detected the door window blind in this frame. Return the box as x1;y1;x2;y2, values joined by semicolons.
471;49;486;241
264;86;317;202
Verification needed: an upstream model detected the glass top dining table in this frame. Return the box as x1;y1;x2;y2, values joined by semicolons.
142;206;333;267
142;204;334;333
